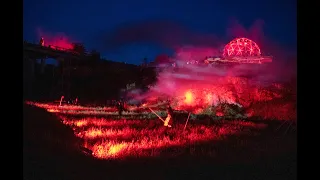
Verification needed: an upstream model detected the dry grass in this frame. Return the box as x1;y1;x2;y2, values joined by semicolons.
249;101;297;121
30;102;269;160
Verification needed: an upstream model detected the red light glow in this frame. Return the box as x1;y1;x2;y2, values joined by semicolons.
27;101;297;159
37;29;74;50
184;90;194;105
223;38;261;57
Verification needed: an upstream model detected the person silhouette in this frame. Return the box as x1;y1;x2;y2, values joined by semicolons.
39;37;44;46
164;104;174;128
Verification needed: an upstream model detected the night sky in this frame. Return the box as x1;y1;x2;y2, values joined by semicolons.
23;0;296;65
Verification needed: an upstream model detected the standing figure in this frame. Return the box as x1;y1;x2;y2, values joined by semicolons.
39;37;44;46
164;104;174;128
74;97;78;105
117;100;124;116
59;96;64;106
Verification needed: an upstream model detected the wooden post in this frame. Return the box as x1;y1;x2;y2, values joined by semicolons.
183;112;191;131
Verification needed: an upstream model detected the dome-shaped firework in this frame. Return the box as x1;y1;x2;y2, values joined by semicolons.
223;38;261;57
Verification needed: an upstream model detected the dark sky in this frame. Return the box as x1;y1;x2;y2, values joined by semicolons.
23;0;296;65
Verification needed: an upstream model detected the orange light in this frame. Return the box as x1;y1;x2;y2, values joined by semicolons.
47;109;59;113
184;90;194;105
75;120;88;127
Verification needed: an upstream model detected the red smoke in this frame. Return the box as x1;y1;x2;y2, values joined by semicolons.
137;63;295;120
36;28;74;50
128;19;296;120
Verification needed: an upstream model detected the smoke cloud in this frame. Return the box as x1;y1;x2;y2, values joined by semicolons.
121;19;296;107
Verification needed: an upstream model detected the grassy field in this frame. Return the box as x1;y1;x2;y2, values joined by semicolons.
23;102;296;180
